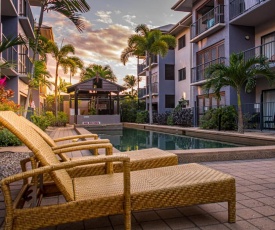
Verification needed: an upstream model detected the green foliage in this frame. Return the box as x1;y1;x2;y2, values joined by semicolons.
31;114;52;131
121;98;138;122
0;128;21;146
136;110;149;123
55;111;68;127
167;114;174;126
200;106;237;131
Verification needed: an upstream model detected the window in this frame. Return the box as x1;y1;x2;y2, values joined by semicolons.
178;35;186;50
178;68;186;81
165;64;174;80
165;95;175;108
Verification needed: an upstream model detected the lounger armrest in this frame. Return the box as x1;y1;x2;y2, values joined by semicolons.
53;134;98;142
1;154;130;214
52;139;110;151
53;143;113;155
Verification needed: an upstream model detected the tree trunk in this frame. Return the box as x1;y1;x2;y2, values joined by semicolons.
148;53;153;124
237;87;244;134
23;2;45;117
54;63;59;117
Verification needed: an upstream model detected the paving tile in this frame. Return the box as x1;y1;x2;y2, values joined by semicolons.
238;199;265;208
113;223;142;230
209;211;242;223
165;216;196;229
199;203;227;213
236;193;250;201
259;189;275;197
155;208;183;219
246;185;268;191
252;206;275;216
84;216;111;228
132;210;160;223
262;183;275;189
109;214;136;226
225;220;261;229
140;220;171;230
236;186;253;193
56;221;85;230
178;206;206;216
187;214;220;227
237;208;263;219
248;217;275;230
200;223;230;230
242;191;267;199
257;197;275;206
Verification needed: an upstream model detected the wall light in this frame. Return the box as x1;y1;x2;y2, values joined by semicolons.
245;35;250;40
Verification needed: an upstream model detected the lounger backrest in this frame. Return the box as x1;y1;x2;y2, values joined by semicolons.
19;116;57;147
0;111;75;201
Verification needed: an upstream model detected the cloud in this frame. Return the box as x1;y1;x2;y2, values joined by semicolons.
114;10;121;15
95;11;113;24
122;15;137;27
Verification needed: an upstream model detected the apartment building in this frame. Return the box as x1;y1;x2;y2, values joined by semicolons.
138;24;176;114
169;14;192;107
1;0;35;107
172;0;275;128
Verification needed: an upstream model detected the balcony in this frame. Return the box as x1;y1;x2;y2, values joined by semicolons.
191;57;226;84
191;5;225;43
1;34;18;77
230;0;275;26
19;0;35;39
241;40;275;66
138;87;147;99
18;54;32;83
138;64;146;76
1;0;17;16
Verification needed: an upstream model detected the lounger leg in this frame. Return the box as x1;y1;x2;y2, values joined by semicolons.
228;200;236;223
124;211;131;230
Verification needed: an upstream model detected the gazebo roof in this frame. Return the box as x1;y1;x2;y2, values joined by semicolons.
67;77;126;94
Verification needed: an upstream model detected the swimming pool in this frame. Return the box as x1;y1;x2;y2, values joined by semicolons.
87;127;241;152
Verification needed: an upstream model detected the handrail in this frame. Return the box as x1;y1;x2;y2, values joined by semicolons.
19;0;35;29
191;5;225;39
191;57;226;83
230;0;266;20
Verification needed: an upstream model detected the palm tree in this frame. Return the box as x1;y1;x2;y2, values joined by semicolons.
63;56;84;83
80;64;117;82
121;24;176;124
47;41;75;116
24;0;90;117
123;75;141;97
204;53;275;134
57;77;71;111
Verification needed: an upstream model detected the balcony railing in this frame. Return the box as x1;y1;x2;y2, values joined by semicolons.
137;64;146;75
241;40;275;63
191;57;226;83
19;0;35;29
142;55;158;67
138;87;147;98
230;0;265;20
18;54;32;75
191;5;225;40
1;34;18;71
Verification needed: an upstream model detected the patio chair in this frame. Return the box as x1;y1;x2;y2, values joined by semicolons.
2;111;178;176
0;111;236;230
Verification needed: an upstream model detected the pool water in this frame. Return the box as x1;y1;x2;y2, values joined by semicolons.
88;127;240;152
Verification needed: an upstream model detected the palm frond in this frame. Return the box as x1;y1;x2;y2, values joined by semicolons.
0;36;25;53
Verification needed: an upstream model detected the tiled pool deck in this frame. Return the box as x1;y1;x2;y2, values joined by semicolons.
1;126;275;229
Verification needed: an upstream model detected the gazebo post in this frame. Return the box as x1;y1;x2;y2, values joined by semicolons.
74;89;79;124
109;93;112;115
117;92;120;115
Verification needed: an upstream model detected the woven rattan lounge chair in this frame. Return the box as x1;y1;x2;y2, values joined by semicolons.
1;111;178;176
0;112;236;230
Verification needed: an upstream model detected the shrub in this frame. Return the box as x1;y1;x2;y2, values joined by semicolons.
156;111;171;125
167;114;174;126
172;107;193;126
55;111;68;127
200;106;237;131
0;128;21;146
31;114;51;131
121;98;139;122
136;110;148;123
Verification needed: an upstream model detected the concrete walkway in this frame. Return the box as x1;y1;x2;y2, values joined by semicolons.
1;127;275;229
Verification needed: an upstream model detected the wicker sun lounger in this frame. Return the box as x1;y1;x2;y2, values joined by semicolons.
0;112;177;176
0;112;236;230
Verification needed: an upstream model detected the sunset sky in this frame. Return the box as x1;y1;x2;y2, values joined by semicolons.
31;0;186;86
